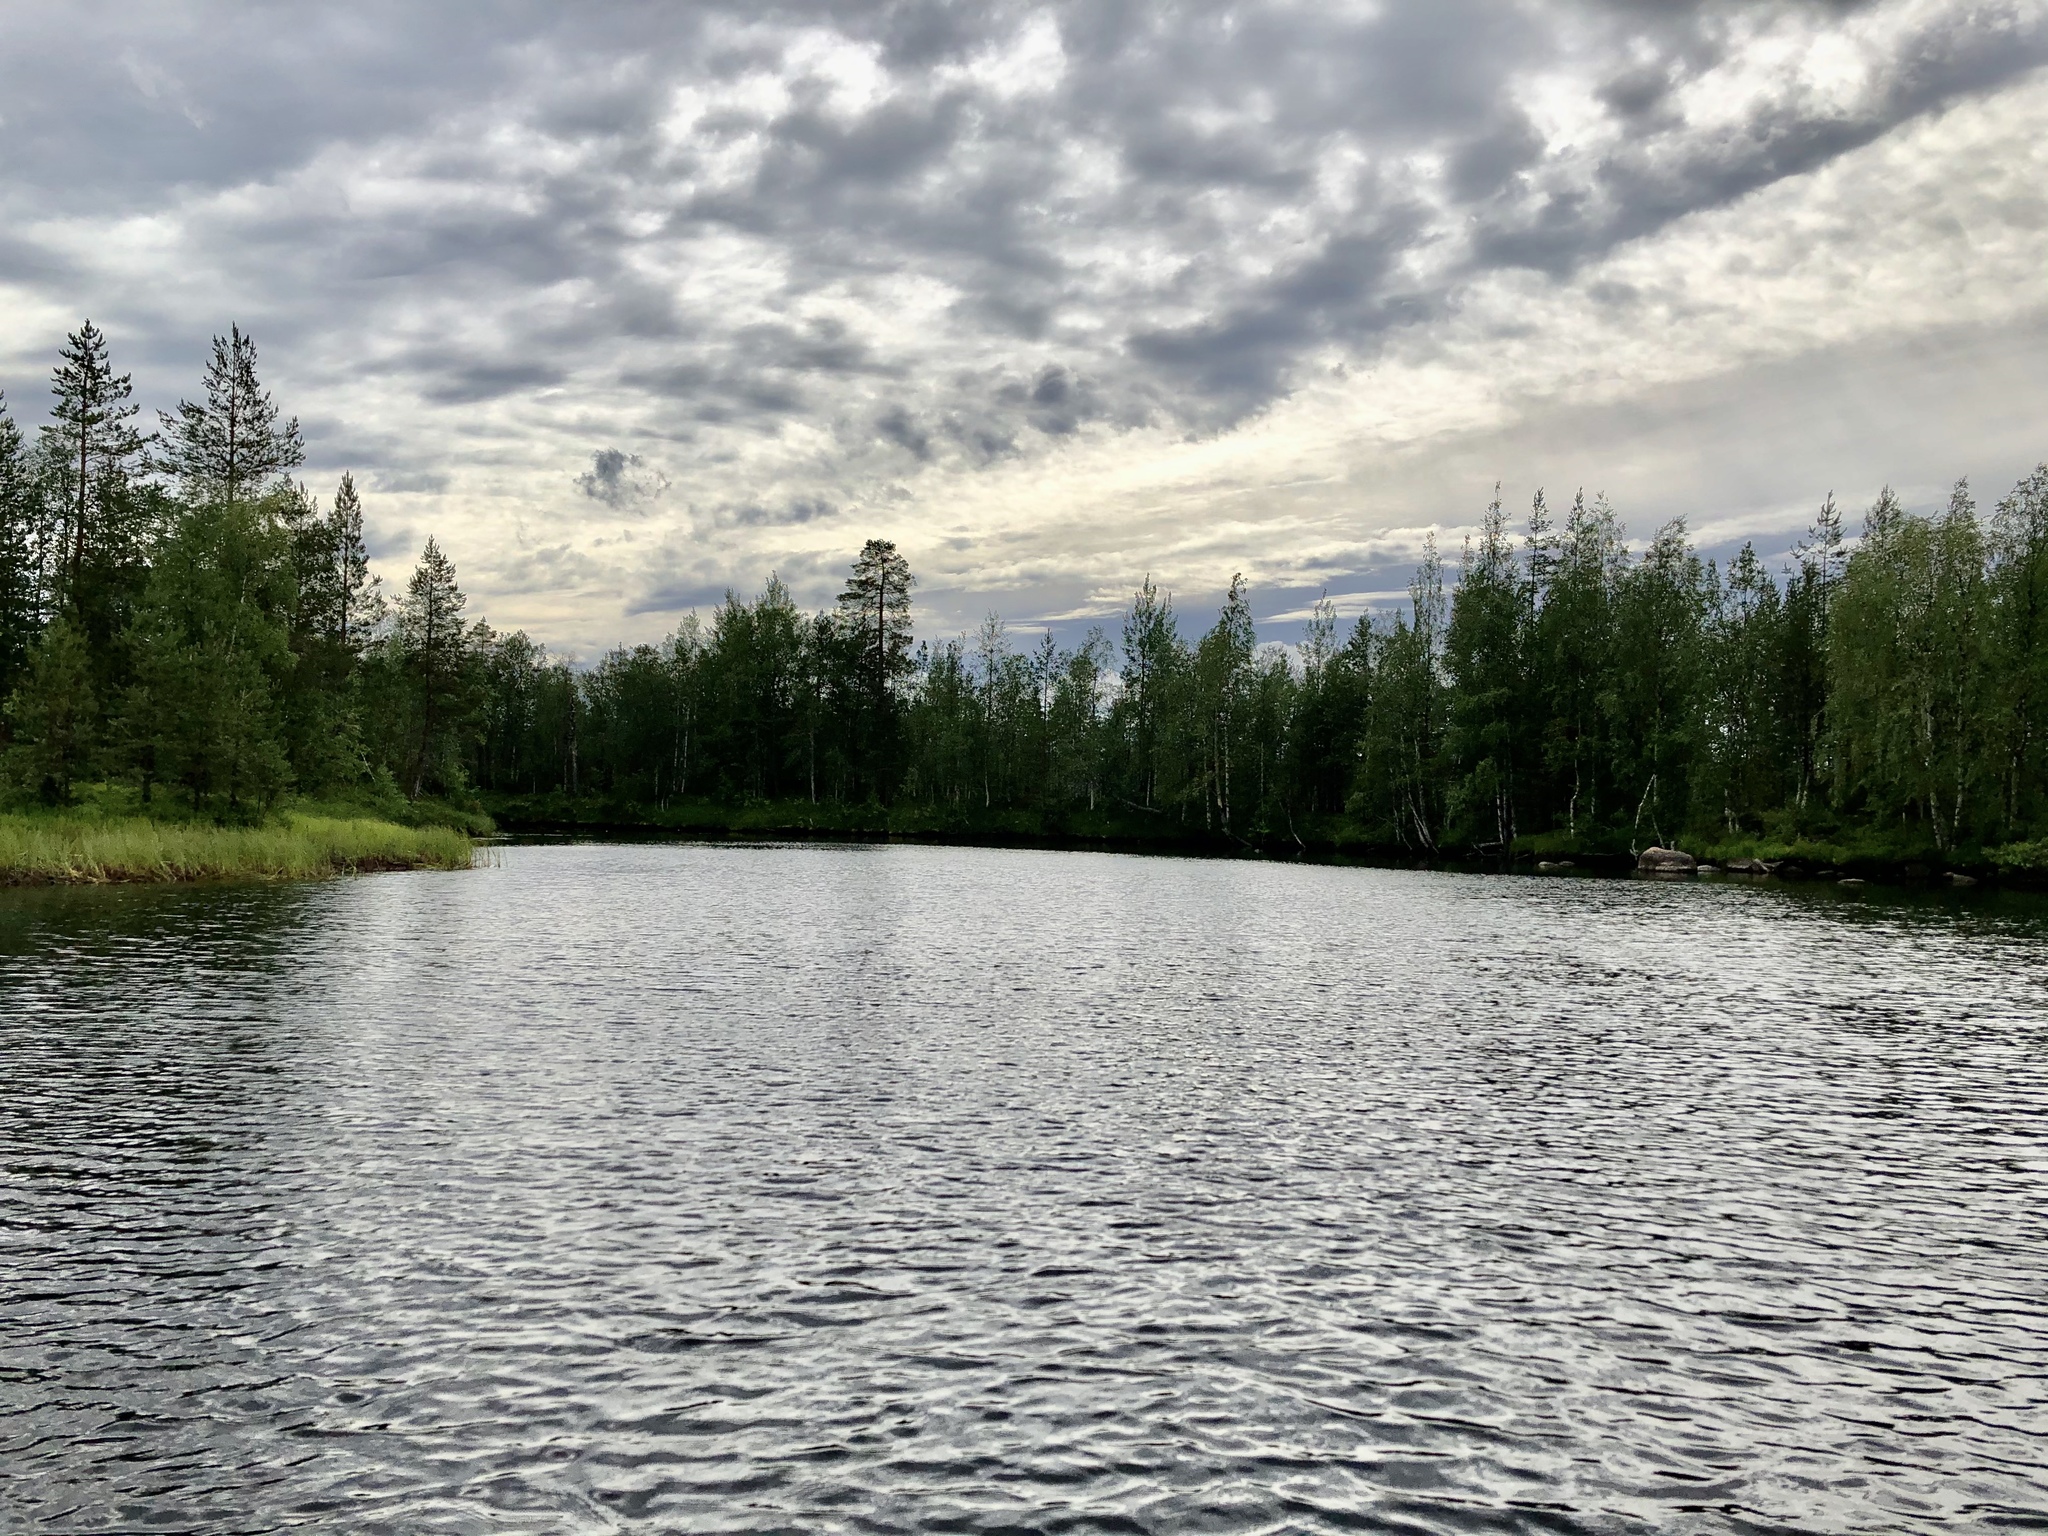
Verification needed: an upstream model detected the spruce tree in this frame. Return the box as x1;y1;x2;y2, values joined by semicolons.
156;325;304;507
330;472;384;653
398;537;473;799
42;321;148;601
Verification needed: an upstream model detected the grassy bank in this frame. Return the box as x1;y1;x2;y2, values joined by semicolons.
0;805;478;886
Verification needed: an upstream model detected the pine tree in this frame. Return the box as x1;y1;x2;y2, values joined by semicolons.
836;538;915;710
330;472;383;653
833;539;914;798
42;321;149;601
156;325;304;507
398;537;473;799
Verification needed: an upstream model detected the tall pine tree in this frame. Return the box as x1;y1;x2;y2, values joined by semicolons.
156;325;305;507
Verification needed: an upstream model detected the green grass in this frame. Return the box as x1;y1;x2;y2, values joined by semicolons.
0;811;476;885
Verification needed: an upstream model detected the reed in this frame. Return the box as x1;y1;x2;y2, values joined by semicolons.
0;813;476;885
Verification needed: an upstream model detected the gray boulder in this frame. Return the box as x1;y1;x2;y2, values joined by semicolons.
1637;846;1697;874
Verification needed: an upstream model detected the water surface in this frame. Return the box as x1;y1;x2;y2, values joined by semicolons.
3;844;2046;1534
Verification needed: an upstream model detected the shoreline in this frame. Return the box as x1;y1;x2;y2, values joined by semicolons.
483;797;2045;890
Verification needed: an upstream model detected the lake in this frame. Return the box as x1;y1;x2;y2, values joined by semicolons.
3;842;2045;1534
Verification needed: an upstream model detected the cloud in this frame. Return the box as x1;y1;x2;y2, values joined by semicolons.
576;447;670;510
0;0;2042;657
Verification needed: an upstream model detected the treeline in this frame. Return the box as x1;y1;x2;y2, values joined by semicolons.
0;323;477;813
480;478;2048;864
6;321;2047;862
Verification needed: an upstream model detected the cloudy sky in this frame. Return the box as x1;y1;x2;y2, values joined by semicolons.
2;0;2045;655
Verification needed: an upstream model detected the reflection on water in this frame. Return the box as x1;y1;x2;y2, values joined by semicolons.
3;845;2046;1534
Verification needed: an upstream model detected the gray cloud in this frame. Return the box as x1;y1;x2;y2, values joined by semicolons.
577;449;670;510
0;0;2041;652
9;2;2025;427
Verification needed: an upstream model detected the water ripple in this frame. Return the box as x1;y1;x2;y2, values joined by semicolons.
3;845;2046;1534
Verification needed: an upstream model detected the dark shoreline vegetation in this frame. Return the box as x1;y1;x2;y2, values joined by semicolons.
5;319;2048;885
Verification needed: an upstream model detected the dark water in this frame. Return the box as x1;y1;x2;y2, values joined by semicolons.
4;845;2047;1535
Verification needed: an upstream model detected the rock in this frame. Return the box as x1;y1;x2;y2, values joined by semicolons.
1535;860;1573;872
1637;846;1697;874
1838;877;1866;887
1947;871;1979;887
1721;857;1770;875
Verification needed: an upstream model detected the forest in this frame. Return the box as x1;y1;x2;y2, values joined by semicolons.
6;320;2048;870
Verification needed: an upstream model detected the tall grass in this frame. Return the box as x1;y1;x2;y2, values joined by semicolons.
0;813;476;885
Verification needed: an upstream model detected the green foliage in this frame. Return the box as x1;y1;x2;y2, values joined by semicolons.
120;497;295;811
1829;483;1990;851
6;616;97;800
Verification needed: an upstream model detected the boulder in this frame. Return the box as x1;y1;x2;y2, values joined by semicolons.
1637;846;1697;874
1721;857;1770;875
1838;877;1866;887
1535;860;1573;873
1947;871;1979;887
